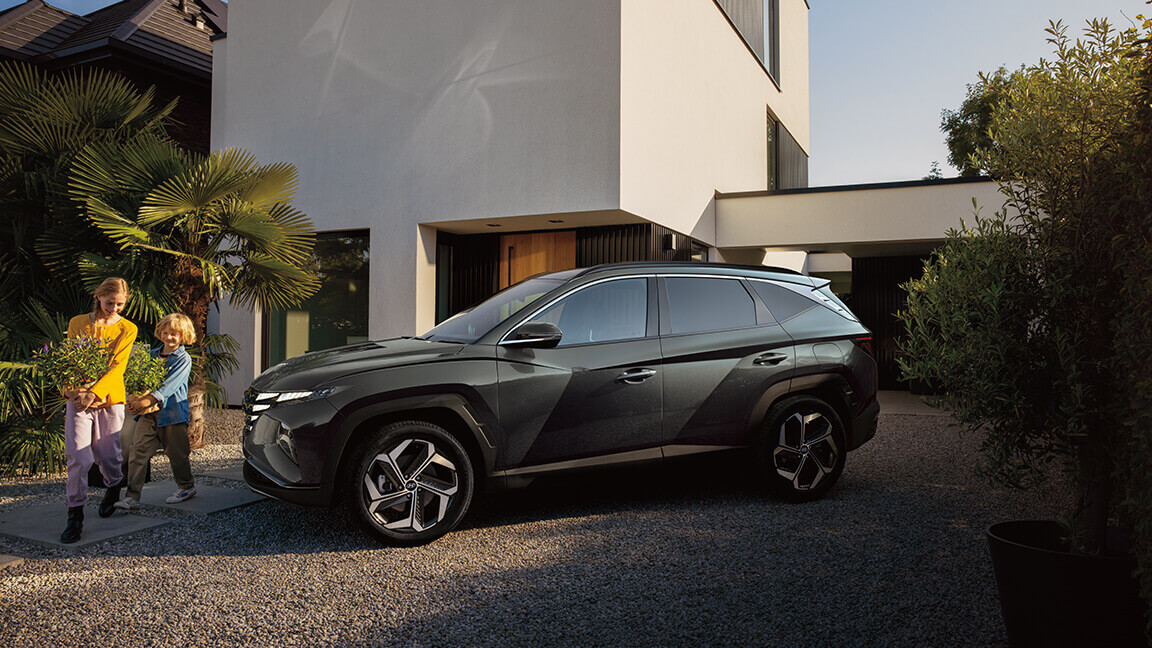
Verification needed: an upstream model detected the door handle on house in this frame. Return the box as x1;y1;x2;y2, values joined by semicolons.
753;352;788;366
616;368;656;384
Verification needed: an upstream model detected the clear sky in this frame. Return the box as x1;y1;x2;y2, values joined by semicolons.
2;0;1147;187
809;0;1149;186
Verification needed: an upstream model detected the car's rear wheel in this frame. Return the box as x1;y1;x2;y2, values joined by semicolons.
756;395;846;502
348;420;474;546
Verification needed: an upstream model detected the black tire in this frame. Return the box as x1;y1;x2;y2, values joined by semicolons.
755;395;846;502
347;420;474;546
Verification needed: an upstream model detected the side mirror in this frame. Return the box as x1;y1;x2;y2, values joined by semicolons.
502;321;563;349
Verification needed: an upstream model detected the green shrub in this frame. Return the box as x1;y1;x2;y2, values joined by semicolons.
30;335;111;391
124;342;166;396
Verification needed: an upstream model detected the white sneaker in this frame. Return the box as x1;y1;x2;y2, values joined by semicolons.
113;497;140;511
165;488;197;504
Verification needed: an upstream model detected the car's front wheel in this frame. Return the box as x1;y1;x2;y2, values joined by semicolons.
756;395;846;502
348;420;474;546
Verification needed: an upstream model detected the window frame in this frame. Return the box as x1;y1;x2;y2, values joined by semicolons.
499;275;659;348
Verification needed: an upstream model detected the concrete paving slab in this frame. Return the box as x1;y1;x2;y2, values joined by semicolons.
195;464;245;481
0;503;170;550
138;480;265;514
1;554;25;570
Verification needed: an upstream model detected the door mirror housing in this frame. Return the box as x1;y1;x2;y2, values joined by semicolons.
502;321;563;348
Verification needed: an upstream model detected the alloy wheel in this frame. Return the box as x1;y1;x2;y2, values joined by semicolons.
362;437;460;534
772;410;840;491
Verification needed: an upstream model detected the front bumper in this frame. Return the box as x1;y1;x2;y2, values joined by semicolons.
847;398;880;451
243;461;330;507
241;389;340;505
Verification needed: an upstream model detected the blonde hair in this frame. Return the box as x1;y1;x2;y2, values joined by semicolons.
92;277;130;314
156;313;196;345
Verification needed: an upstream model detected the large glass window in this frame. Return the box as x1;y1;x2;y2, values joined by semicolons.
265;231;370;367
665;277;756;334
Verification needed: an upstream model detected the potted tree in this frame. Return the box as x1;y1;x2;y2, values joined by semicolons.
899;18;1151;647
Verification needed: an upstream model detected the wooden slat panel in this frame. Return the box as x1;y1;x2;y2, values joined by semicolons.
499;231;577;289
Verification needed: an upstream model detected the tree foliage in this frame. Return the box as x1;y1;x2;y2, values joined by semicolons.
901;16;1152;623
940;67;1013;177
0;62;174;474
0;61;318;468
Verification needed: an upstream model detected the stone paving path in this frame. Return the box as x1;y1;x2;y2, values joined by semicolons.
0;463;262;550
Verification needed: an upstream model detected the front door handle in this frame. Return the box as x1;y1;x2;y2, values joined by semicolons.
616;368;656;384
753;352;788;366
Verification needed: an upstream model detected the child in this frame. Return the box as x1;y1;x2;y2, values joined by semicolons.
115;313;197;511
61;277;137;544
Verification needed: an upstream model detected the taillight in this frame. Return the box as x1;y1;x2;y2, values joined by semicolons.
853;336;874;357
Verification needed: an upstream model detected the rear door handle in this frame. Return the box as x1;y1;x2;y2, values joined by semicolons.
753;352;788;366
616;368;656;384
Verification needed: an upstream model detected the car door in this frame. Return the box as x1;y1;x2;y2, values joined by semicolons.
494;276;662;471
658;275;796;450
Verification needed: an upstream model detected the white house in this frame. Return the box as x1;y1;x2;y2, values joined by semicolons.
210;0;1002;396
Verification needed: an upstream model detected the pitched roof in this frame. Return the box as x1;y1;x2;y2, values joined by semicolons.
0;1;87;59
0;0;225;77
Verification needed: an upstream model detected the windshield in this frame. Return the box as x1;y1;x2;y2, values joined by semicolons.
421;276;568;343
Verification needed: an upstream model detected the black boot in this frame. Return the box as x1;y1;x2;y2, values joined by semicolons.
60;506;83;544
99;477;124;518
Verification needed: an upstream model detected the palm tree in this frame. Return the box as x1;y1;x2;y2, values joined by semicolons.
68;136;320;446
0;61;175;311
0;61;175;473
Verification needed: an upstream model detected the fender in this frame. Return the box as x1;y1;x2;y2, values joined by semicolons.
324;392;498;492
745;372;856;445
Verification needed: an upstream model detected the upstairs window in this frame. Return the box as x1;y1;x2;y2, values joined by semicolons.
764;0;780;82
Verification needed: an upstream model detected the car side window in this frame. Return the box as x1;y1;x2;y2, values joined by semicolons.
528;278;648;346
748;280;818;323
664;277;757;334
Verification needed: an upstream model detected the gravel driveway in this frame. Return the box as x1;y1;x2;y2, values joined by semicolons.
0;411;1071;647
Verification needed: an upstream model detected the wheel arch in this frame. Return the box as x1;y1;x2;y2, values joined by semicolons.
747;373;855;447
326;394;495;504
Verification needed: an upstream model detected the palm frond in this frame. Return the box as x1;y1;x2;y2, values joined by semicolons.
0;61;46;117
139;148;259;224
0;412;67;477
76;252;179;323
236;161;299;208
229;254;321;312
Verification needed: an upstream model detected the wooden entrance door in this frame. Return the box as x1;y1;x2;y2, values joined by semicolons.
498;231;577;288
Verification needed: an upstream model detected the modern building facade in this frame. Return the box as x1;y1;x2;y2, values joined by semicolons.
212;0;813;397
211;0;1004;397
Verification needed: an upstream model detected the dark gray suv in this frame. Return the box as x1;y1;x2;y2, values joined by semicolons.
242;262;879;545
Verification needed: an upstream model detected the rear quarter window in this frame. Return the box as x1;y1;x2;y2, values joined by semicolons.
750;280;863;340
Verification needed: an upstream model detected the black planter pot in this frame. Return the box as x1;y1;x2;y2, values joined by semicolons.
986;520;1145;648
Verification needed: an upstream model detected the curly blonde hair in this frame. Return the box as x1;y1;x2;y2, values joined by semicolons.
155;313;197;345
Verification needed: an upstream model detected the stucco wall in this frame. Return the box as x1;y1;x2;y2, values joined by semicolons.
715;180;1007;253
213;0;622;350
619;0;809;243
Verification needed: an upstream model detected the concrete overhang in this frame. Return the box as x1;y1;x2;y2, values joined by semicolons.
429;209;647;235
715;177;1006;257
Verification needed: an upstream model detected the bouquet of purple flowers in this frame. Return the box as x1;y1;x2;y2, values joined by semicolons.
30;336;112;397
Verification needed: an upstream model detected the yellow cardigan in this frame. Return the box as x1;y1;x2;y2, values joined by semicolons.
66;314;138;407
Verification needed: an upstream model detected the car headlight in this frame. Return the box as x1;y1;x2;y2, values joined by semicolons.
250;388;336;413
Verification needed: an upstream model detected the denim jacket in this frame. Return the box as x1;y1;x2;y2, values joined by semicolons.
148;345;191;427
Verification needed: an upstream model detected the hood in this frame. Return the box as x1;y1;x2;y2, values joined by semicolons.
251;338;465;391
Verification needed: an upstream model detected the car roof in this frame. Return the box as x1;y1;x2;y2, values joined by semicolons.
550;261;812;285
